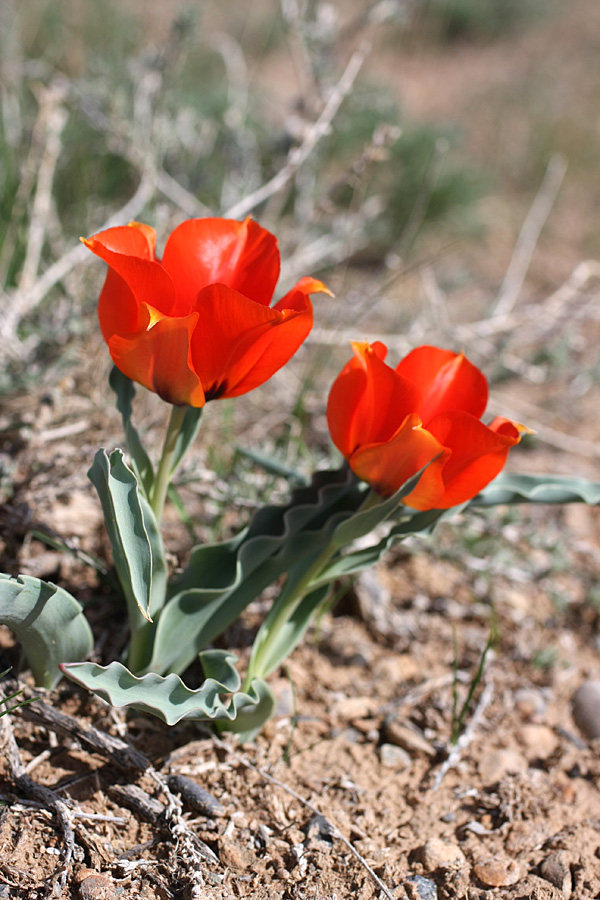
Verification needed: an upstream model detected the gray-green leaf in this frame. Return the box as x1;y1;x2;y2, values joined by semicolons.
61;650;273;727
109;367;154;496
0;574;93;689
471;472;600;506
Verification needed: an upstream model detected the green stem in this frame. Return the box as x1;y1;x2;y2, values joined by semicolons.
150;405;187;523
243;542;335;690
242;488;388;691
357;487;382;513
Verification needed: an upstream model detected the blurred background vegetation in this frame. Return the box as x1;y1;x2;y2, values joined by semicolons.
1;0;599;485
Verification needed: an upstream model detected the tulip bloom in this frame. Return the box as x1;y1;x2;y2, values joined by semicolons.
327;342;527;510
83;217;330;407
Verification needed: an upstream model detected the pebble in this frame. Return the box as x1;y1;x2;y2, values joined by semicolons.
517;724;559;759
405;874;438;900
330;696;375;720
506;820;550;854
77;871;118;900
168;774;224;817
420;837;466;870
272;685;294;717
217;836;256;871
540;851;572;898
572;680;600;739
304;814;335;846
474;858;522;887
383;717;436;757
331;726;363;743
478;747;527;784
514;687;547;720
379;743;412;769
373;654;420;683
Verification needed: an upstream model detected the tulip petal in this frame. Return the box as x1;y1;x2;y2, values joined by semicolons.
190;283;313;400
162;217;280;315
327;341;422;458
84;222;157;259
406;410;523;509
275;276;333;311
350;414;448;500
84;230;177;318
96;268;142;342
108;312;205;407
396;345;488;424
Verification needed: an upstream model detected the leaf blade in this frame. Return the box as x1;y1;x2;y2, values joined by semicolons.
0;574;93;689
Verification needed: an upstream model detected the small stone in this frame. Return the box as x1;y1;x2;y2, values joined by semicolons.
506;820;550;855
77;871;118;900
168;774;225;817
517;724;558;759
379;743;412;769
420;837;466;871
540;851;572;898
572;680;600;739
514;687;547;720
273;685;294;717
478;747;527;784
383;717;436;757
405;874;438;900
218;836;256;870
330;696;375;720
373;654;420;683
304;814;335;846
474;858;522;887
331;725;363;743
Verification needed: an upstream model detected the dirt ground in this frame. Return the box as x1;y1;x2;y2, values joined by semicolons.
2;423;600;900
2;2;600;899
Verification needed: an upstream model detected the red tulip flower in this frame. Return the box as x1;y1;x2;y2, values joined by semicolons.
327;341;527;510
83;217;330;407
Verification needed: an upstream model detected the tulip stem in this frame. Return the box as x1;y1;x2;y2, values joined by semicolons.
150;405;188;523
243;543;335;691
358;487;382;513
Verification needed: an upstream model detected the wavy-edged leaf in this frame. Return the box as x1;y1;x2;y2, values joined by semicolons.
149;463;441;676
471;472;600;507
330;459;439;550
0;574;93;689
218;679;275;739
145;467;363;675
312;508;449;587
61;650;272;727
109;366;154;496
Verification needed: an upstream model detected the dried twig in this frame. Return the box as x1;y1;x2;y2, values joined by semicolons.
223;41;370;220
19;691;214;892
20;690;150;772
1;172;155;354
0;682;76;890
212;735;397;900
493;154;567;317
18;86;69;292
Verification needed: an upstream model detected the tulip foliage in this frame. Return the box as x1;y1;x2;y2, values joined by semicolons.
1;216;600;736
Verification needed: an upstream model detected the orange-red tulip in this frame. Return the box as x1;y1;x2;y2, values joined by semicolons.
327;342;527;510
83;217;330;407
